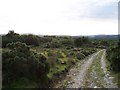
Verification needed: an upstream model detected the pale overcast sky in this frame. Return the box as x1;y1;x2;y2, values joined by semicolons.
0;0;118;35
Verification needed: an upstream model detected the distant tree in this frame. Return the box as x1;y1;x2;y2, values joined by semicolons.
74;37;90;47
99;40;109;47
49;41;61;48
2;31;41;47
6;30;19;37
21;34;40;46
60;38;74;47
2;30;20;47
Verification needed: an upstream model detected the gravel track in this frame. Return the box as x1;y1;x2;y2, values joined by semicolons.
55;50;118;88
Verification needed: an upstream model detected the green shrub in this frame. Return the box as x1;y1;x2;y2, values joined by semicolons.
106;40;120;72
76;52;85;59
2;42;50;88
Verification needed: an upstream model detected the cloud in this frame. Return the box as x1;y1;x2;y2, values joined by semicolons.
83;1;118;19
64;0;118;19
0;0;118;35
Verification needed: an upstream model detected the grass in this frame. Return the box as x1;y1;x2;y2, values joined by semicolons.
47;64;67;79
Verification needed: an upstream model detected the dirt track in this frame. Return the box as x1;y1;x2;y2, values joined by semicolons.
55;50;118;88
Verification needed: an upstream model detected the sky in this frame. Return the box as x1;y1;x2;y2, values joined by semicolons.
0;0;119;35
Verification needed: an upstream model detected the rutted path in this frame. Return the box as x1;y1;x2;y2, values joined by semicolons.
55;50;118;88
65;50;102;88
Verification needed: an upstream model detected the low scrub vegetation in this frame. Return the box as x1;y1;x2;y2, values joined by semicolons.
2;30;114;88
2;42;49;88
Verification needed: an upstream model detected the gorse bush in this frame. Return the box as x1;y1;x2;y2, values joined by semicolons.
106;40;120;72
2;42;50;87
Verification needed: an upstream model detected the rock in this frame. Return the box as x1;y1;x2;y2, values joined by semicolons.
105;74;110;77
68;82;71;84
94;86;97;88
95;77;97;79
104;71;106;73
73;74;76;76
109;77;114;79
